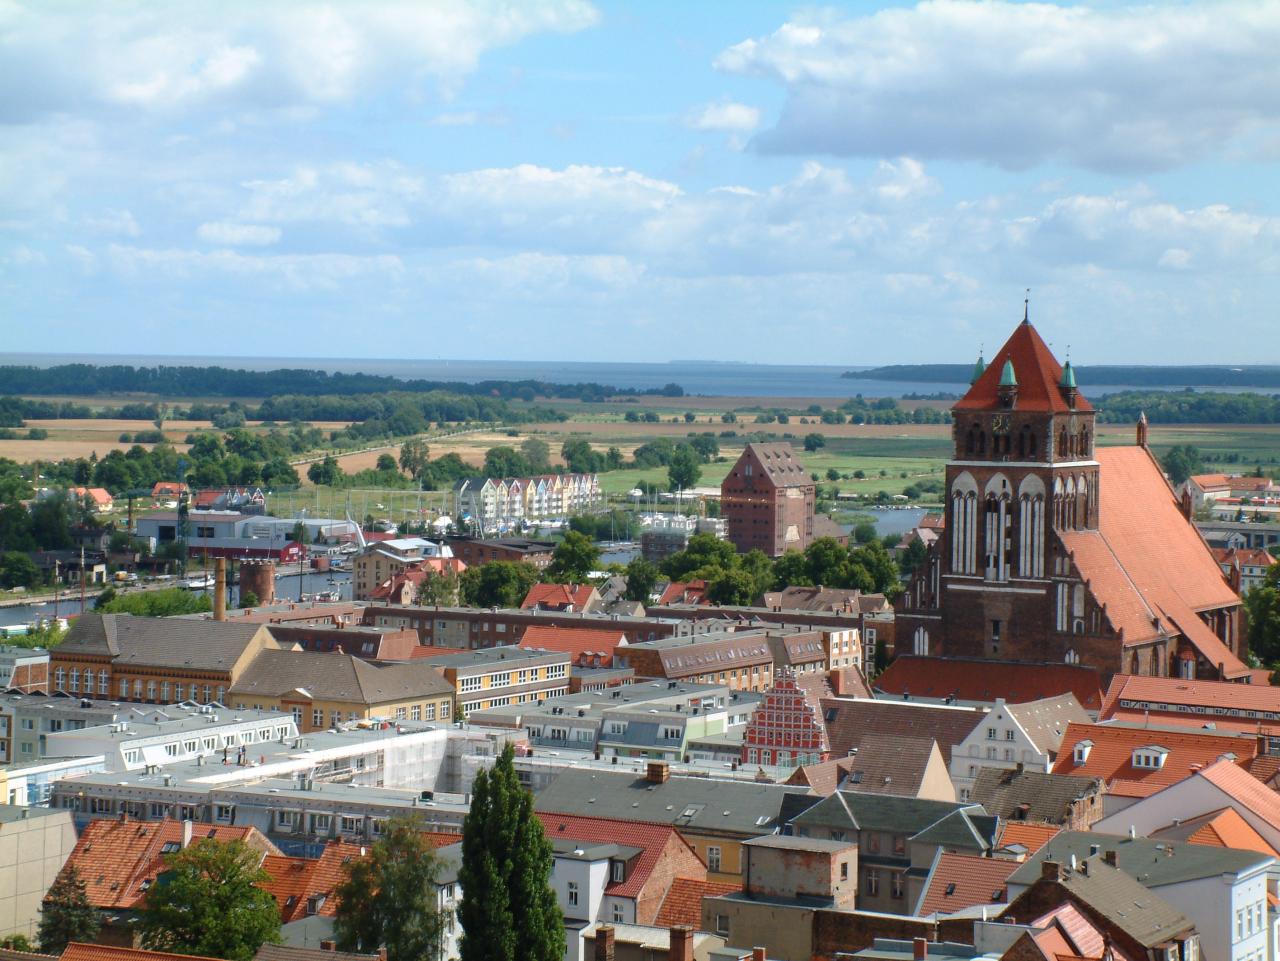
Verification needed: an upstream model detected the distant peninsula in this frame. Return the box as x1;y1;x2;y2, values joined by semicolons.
847;364;1280;389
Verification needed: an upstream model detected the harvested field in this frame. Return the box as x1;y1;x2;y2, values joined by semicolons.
0;439;188;461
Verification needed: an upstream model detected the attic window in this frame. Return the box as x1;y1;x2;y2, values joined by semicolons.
160;842;181;854
139;879;153;891
945;883;956;896
1132;747;1169;770
1073;740;1093;765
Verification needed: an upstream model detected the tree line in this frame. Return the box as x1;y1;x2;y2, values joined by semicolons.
853;363;1280;389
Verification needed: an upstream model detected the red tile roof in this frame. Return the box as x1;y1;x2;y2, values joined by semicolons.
657;580;708;606
1061;447;1246;678
62;945;223;961
954;320;1091;414
654;877;741;929
915;852;1014;917
521;583;597;611
519;624;627;668
1151;806;1279;857
997;821;1061;854
1213;547;1277;569
59;818;274;910
875;655;1103;711
1051;722;1257;799
370;558;467;601
535;812;694;900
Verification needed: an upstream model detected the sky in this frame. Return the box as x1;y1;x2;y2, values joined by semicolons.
1;0;1278;367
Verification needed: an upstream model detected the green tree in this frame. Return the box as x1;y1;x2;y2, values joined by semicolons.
853;521;878;545
98;588;212;617
459;561;540;608
483;446;530;479
375;453;398;472
417;568;461;606
546;530;600;582
399;439;432;482
706;566;756;606
771;550;812;589
307;456;341;486
1161;444;1203;486
1246;563;1280;665
459;745;563;961
39;866;100;953
660;533;738;581
804;538;850;587
520;437;551;472
899;538;928;577
849;540;903;598
623;557;659;602
667;445;702;491
139;838;280;961
803;433;826;452
0;551;39;589
240;591;260;609
334;817;444;961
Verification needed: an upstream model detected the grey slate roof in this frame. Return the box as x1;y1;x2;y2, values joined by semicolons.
59;613;269;671
1005;694;1091;755
533;768;811;837
231;649;453;704
972;767;1102;825
1008;830;1273;889
786;792;997;850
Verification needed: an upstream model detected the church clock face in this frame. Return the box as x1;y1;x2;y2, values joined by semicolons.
992;414;1011;435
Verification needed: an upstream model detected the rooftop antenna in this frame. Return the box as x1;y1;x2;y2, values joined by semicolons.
1023;288;1030;323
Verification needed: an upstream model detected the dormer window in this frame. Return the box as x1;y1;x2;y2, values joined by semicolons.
611;860;625;884
1073;740;1093;765
1132;746;1169;769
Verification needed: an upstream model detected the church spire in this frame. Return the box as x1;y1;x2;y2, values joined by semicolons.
971;353;987;384
1022;288;1030;324
999;360;1017;387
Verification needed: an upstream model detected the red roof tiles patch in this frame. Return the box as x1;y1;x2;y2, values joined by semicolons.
654;877;741;929
915;852;1014;917
954;320;1092;415
519;624;627;668
875;655;1103;711
535;812;694;900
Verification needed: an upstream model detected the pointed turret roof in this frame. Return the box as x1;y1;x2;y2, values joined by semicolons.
971;355;987;384
1060;361;1076;389
954;319;1092;414
999;360;1018;387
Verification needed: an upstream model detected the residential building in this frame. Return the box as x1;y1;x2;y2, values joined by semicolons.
948;695;1090;801
367;557;467;606
362;605;680;650
1051;721;1258;815
702;836;856;961
524;584;604;613
0;804;76;942
1147;807;1279;857
191;486;266;512
53;816;280;945
44;705;298;772
1092;757;1280;855
582;923;726;961
0;646;50;694
720;443;815;557
1002;858;1200;961
1212;547;1276;594
1099;673;1280;737
134;511;307;563
0;756;106;807
783;792;999;916
150;482;187;507
614;630;775;693
654;879;742;931
534;766;812;883
352;538;455;601
67;487;114;513
422;646;570;715
818;698;985;767
968;767;1104;829
896;315;1249;680
913;850;1014;918
445;535;556;569
229;649;455;731
836;735;955;802
519;625;628;669
51;614;286;706
1181;473;1280;513
453;475;601;532
265;624;422;661
537;812;707;961
1008;831;1272;961
873;656;1104;712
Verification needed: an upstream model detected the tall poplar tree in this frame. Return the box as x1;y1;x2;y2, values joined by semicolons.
458;744;563;961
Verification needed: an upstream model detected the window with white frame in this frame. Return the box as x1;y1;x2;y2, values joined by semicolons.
707;846;721;872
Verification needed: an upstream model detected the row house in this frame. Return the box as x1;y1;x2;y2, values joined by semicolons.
454;473;602;531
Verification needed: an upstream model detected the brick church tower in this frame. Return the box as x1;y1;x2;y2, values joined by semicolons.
896;306;1249;681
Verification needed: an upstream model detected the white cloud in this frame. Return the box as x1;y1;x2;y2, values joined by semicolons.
717;1;1280;171
105;244;401;290
196;221;282;246
431;111;481;126
0;1;600;121
238;163;425;228
687;100;761;133
85;209;140;237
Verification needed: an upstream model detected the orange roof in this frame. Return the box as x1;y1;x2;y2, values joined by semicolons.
1052;722;1256;798
1214;547;1277;569
407;645;470;659
59;818;272;910
1199;758;1280;833
519;624;626;667
62;944;222;961
521;583;596;611
915;852;1014;917
998;821;1061;854
1061;446;1246;678
1157;807;1280;857
1031;903;1109;961
875;655;1103;710
657;580;708;606
954;319;1091;414
370;558;468;600
536;812;694;900
654;877;741;929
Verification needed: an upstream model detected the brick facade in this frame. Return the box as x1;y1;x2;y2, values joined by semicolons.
722;443;815;557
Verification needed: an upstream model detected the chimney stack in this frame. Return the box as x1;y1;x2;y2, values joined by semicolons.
1103;850;1118;868
181;819;193;849
1041;860;1062;881
319;942;336;952
595;925;616;961
214;557;227;621
648;760;670;784
913;938;929;961
669;926;694;961
752;949;767;961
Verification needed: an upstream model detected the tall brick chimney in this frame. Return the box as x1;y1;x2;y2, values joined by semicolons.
1103;850;1118;867
1040;860;1062;881
648;760;670;784
669;925;694;961
214;557;226;621
595;925;615;961
913;938;928;961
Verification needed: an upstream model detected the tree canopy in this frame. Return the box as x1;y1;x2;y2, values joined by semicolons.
39;866;100;953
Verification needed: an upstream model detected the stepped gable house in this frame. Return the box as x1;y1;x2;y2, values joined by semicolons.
721;442;815;557
896;309;1248;681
